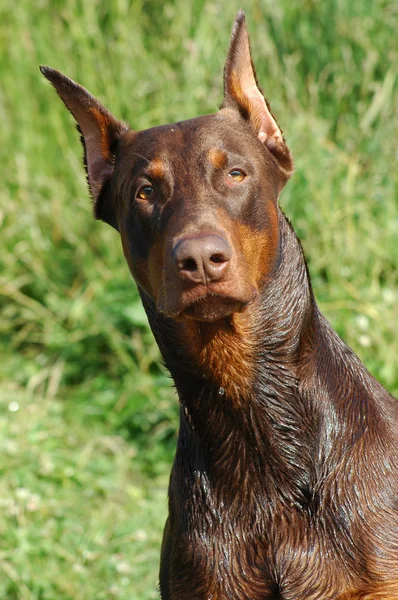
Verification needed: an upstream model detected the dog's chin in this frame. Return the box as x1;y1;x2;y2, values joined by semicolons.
179;295;247;322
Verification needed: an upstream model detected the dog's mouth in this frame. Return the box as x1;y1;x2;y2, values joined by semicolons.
156;280;257;322
181;293;246;322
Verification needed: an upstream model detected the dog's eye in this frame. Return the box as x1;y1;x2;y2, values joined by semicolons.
227;169;246;183
137;185;154;200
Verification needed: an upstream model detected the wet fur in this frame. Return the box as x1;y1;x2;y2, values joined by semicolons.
41;10;398;600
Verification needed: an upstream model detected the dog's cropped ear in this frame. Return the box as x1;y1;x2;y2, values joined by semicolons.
40;66;129;230
222;11;293;181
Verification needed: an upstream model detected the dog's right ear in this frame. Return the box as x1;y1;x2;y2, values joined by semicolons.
40;66;129;230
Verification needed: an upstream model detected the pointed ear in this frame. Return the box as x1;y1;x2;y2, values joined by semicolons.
40;66;129;229
222;11;293;182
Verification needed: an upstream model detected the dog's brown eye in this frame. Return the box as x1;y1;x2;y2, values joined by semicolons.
137;185;154;200
228;169;246;182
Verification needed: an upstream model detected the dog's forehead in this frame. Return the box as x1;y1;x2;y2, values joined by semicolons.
122;111;255;163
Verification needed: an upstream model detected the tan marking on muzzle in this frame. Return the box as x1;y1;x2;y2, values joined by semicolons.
176;211;280;400
181;309;257;402
234;210;279;288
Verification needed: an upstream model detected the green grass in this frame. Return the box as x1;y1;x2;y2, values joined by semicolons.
0;0;397;597
0;385;168;599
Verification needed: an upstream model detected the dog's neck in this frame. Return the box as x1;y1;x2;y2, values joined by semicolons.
140;214;378;507
142;217;309;491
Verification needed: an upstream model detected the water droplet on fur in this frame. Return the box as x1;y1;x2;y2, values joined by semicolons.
218;387;225;396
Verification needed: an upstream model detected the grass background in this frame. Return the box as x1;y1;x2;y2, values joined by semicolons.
0;0;397;598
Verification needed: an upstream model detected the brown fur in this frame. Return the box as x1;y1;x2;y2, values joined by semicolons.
41;9;397;600
181;310;257;403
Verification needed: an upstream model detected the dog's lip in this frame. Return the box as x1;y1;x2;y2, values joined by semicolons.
181;294;244;322
170;287;257;322
156;281;258;321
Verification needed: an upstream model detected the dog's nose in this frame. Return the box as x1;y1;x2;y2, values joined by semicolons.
173;234;232;284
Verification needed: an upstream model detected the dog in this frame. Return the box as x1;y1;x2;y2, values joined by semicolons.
41;10;398;600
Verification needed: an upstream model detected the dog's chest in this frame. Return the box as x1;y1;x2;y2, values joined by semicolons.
170;503;351;600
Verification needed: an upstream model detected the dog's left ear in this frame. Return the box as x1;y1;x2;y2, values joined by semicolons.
40;66;129;230
223;11;293;181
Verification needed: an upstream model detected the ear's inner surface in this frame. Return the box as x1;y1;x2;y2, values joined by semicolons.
79;107;120;199
223;11;293;182
40;66;128;225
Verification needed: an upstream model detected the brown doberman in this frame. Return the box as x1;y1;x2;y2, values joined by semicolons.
41;10;398;600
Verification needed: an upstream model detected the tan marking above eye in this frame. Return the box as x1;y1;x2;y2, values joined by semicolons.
209;148;228;169
227;169;246;182
148;157;165;180
137;185;154;200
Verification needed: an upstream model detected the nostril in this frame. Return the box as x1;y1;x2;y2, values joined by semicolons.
210;253;228;264
173;234;232;284
180;258;197;272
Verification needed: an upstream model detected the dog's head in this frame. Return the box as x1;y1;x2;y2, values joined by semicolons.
41;11;293;323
